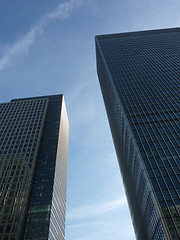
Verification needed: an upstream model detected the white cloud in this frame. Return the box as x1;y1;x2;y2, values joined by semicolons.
66;219;135;240
67;221;103;228
66;79;94;107
0;0;84;71
67;197;127;220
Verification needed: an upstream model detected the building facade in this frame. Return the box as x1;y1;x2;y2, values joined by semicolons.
96;28;180;240
0;95;69;240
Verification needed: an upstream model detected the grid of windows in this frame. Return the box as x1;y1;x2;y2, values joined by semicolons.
0;95;69;240
0;99;48;240
23;95;68;240
96;28;180;240
48;98;69;240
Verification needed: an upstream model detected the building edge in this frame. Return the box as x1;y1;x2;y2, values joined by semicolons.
95;35;172;240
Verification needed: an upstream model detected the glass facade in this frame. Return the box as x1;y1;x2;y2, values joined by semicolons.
96;28;180;240
0;95;69;240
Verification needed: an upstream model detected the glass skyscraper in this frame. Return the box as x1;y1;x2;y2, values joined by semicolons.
0;94;69;240
96;28;180;240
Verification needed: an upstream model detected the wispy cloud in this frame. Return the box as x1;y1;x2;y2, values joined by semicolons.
0;0;84;71
67;197;127;220
66;219;135;240
67;221;104;229
66;79;94;107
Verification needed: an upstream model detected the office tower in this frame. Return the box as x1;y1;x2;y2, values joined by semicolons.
96;28;180;240
0;95;69;240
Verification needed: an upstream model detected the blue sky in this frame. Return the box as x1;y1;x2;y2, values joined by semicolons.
0;0;180;239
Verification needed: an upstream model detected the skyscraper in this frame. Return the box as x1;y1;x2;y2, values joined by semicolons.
0;94;69;240
96;28;180;240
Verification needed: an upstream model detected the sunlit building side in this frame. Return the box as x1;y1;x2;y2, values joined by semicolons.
0;94;69;240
